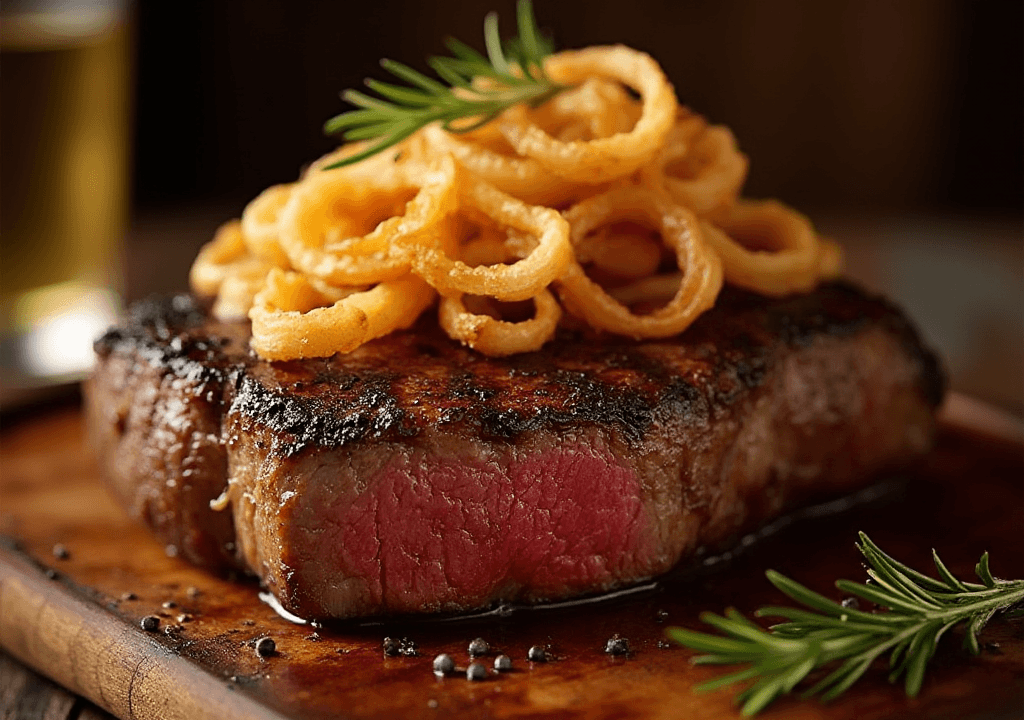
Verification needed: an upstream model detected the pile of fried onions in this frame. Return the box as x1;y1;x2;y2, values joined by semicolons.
190;45;842;360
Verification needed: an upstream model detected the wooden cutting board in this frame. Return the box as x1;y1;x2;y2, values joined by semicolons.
1;402;1022;720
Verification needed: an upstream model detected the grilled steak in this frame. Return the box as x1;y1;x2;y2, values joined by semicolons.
85;283;943;620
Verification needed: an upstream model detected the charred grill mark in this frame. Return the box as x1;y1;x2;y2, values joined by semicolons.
95;283;945;456
654;378;710;428
447;372;498;403
471;377;653;443
95;294;206;356
232;373;410;457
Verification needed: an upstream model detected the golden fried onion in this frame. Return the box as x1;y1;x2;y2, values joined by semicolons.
500;46;676;183
701;200;822;296
422;124;577;207
190;221;270;295
575;226;663;280
411;174;571;302
240;184;294;266
439;289;562;356
643;114;749;219
249;269;434;360
557;185;723;338
191;41;843;361
277;154;459;286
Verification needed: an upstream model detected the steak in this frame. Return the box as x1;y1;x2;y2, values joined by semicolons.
85;283;944;620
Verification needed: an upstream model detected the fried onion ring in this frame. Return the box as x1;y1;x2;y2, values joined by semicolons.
411;175;571;302
642;114;748;218
608;272;683;308
240;184;294;266
249;269;435;360
439;288;561;355
190;221;271;297
556;185;722;338
701;200;820;296
278;154;458;285
575;226;663;280
193;39;845;362
500;46;676;183
213;268;273;321
422;124;579;207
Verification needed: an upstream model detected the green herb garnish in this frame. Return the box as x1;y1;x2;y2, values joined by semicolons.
667;532;1024;716
322;0;567;170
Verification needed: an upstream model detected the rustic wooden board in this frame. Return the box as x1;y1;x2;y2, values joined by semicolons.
1;403;1022;720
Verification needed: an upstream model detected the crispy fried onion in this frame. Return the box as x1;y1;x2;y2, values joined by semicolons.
277;154;459;285
190;221;274;320
439;289;562;356
642;113;749;218
190;41;844;361
240;184;294;266
500;46;676;183
557;185;723;338
701;200;824;296
422;124;577;207
532;76;643;142
575;225;663;280
424;77;639;205
410;174;571;302
250;269;434;360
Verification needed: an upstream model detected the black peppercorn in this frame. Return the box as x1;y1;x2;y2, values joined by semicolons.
255;636;276;657
467;637;489;657
605;634;630;656
140;615;160;632
432;653;455;676
466;662;487;681
383;637;400;656
494;654;512;672
52;544;70;560
527;645;547;662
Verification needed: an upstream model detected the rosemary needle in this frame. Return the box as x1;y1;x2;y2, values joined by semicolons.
322;0;568;170
667;532;1024;716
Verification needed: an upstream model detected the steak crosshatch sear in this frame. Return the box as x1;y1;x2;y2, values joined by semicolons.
86;283;943;620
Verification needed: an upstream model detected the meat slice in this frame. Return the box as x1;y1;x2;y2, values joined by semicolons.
85;283;944;619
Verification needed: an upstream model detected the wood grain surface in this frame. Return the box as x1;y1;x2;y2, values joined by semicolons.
1;403;1022;720
1;651;116;720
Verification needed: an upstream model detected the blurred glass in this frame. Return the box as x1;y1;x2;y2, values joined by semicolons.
1;0;130;407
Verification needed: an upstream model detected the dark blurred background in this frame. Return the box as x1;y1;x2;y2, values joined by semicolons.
133;0;1021;216
2;0;1022;412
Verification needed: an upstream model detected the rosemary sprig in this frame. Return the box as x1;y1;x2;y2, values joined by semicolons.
667;532;1024;716
322;0;567;170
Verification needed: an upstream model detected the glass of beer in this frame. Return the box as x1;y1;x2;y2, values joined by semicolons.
1;0;130;406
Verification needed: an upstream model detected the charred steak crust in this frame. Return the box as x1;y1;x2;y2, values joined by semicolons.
94;284;943;453
87;283;944;618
